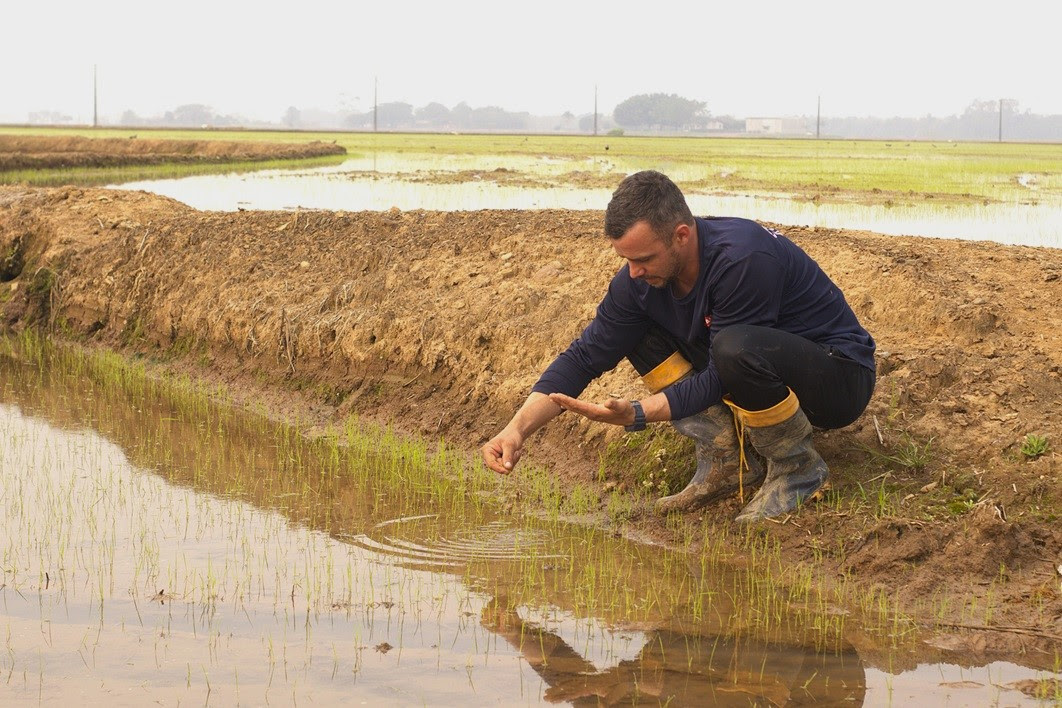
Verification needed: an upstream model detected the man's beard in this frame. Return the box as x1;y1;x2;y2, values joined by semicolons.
642;248;683;289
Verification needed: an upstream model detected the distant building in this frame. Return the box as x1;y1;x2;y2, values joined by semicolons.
745;117;807;135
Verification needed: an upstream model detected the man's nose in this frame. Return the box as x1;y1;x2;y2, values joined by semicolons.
629;261;644;278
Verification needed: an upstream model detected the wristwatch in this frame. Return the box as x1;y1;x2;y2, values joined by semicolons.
624;400;647;432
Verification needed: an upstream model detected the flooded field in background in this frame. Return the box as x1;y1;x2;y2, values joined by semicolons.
1;338;1059;705
113;153;1062;248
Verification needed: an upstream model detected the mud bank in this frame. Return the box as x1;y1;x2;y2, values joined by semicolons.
0;135;345;171
1;185;1060;659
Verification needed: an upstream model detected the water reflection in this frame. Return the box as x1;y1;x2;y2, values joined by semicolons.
111;154;1062;248
0;348;1057;705
484;598;867;705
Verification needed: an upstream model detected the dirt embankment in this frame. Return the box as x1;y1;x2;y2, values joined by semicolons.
1;185;1060;659
0;135;345;171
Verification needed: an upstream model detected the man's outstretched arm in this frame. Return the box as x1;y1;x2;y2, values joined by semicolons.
548;391;672;427
481;392;565;474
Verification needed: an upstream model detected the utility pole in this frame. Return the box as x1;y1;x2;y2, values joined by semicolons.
593;85;598;136
816;95;820;139
93;65;98;128
373;77;378;133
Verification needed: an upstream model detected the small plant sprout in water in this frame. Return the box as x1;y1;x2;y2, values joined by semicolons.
1019;433;1050;460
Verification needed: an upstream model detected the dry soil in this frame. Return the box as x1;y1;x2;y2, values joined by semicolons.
1;184;1059;664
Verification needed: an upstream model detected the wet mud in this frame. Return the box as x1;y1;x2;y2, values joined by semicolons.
1;184;1060;663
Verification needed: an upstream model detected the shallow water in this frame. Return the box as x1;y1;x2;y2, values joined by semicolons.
112;153;1062;248
0;350;1058;705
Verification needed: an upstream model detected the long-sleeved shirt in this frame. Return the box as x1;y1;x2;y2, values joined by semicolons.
531;216;876;419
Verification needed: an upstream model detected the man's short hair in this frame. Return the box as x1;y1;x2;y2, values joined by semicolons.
604;170;695;244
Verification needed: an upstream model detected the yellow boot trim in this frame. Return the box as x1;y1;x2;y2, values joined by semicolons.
725;389;799;428
721;389;800;504
642;352;693;394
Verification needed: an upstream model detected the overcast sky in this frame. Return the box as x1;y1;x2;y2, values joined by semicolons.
6;0;1059;124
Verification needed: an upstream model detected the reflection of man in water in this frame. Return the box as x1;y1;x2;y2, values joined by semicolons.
482;597;867;705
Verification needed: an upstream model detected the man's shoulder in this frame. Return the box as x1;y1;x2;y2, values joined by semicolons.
698;216;782;259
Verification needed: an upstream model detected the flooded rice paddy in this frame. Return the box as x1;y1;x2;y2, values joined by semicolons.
1;338;1059;705
113;153;1062;248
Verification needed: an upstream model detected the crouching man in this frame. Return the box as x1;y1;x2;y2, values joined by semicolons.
481;171;875;521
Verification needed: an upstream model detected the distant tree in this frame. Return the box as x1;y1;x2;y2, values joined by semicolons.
471;105;528;130
415;102;451;127
450;102;473;130
282;106;301;128
578;113;598;132
814;98;1062;141
962;98;1018;116
613;93;707;130
713;114;745;132
345;110;372;130
554;110;578;132
959;98;1020;140
375;102;413;129
119;109;141;125
27;111;73;124
164;104;216;127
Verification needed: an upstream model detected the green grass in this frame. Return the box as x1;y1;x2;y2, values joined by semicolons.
598;426;695;498
2;125;1059;206
1020;433;1050;459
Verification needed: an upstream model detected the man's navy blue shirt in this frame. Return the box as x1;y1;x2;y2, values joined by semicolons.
531;217;876;419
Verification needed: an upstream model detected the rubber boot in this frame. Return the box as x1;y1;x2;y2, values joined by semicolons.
724;389;828;522
656;404;766;513
626;328;763;513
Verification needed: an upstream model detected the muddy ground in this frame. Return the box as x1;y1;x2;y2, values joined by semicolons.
0;134;345;171
398;167;1000;207
1;185;1060;665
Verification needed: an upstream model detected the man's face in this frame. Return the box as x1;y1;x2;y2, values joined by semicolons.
612;221;683;288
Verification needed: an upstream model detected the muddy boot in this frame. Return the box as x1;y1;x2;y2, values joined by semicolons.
626;328;763;513
656;404;765;513
724;389;828;522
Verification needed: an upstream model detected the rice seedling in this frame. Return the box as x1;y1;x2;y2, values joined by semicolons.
1;328;1055;703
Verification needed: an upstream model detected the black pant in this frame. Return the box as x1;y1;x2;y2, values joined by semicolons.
629;325;874;430
711;325;874;429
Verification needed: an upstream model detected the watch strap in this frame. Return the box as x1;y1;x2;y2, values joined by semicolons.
624;400;647;432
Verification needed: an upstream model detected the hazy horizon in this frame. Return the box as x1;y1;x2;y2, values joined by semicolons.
7;0;1060;125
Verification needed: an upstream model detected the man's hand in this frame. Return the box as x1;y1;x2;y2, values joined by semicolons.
548;393;636;427
481;430;524;475
480;393;564;476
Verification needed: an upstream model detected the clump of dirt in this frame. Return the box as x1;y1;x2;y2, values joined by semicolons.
0;134;345;171
1;185;1059;661
349;167;617;191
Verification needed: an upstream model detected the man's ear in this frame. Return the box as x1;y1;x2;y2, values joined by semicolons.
673;222;693;246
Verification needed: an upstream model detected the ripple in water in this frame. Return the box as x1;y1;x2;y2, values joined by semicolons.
345;515;565;568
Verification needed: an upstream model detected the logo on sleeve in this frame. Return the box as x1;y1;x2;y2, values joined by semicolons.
704;314;712;329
